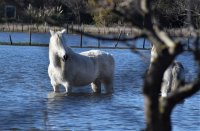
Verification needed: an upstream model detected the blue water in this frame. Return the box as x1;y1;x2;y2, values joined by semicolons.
0;32;151;48
0;45;199;131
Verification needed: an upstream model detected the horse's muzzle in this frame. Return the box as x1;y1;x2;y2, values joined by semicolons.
63;54;69;62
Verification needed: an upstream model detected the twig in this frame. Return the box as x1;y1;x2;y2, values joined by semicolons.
166;79;200;107
115;31;122;47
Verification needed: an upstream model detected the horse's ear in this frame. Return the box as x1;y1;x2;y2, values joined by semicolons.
50;30;55;36
60;29;66;34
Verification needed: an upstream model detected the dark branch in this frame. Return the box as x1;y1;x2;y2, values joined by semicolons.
167;79;200;106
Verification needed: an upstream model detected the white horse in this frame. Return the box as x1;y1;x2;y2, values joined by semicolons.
161;61;185;97
151;45;185;97
48;29;115;94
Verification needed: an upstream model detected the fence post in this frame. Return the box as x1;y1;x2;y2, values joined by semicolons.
80;28;83;48
187;32;191;50
66;24;69;34
143;38;146;49
9;34;13;45
29;30;32;45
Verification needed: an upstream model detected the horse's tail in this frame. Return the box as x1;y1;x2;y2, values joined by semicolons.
97;51;115;78
108;53;115;67
109;54;115;76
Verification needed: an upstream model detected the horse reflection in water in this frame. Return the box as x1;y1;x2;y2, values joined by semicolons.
48;29;115;95
151;45;185;97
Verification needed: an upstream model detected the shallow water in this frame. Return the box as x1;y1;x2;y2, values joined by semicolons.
0;45;199;131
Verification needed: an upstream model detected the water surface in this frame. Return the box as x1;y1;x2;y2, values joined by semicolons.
0;45;199;131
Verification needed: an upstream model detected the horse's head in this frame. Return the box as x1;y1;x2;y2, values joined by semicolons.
49;29;68;62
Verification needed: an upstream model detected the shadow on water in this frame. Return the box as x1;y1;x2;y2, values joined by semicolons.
47;91;113;100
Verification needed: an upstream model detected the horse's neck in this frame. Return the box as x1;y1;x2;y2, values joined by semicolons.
49;47;74;68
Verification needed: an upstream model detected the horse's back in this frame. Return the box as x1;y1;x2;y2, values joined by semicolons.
80;50;114;63
80;50;111;57
80;50;115;78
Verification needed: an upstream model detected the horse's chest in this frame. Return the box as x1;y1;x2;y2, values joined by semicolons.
48;65;64;83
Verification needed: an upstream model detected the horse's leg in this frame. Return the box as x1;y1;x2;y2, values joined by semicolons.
104;79;114;93
53;85;60;92
63;82;72;93
91;79;101;93
51;80;60;92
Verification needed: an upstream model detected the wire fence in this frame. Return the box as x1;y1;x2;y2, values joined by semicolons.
0;23;199;50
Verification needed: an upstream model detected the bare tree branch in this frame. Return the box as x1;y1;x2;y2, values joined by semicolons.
167;79;200;105
63;1;200;131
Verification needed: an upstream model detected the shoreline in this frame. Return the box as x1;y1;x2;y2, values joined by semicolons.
0;23;199;37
